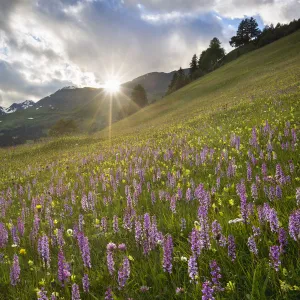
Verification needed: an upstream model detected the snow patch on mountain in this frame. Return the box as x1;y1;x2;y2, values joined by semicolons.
2;100;35;114
60;85;78;90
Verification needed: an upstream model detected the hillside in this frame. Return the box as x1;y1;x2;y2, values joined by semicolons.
0;31;299;300
122;69;189;101
101;30;300;139
0;87;134;146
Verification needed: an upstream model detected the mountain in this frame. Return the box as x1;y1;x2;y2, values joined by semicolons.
0;68;189;146
0;86;136;146
122;69;189;101
0;106;6;116
3;100;35;114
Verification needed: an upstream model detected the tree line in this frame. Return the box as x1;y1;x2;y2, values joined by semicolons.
167;37;225;95
167;17;300;95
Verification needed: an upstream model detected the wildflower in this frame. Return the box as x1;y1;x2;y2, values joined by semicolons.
251;183;258;200
211;220;226;247
201;281;215;300
269;245;281;271
66;229;73;236
77;233;91;268
38;235;50;268
247;236;258;255
51;292;58;300
58;249;71;286
101;217;108;233
118;257;130;289
82;274;90;293
39;278;46;286
210;260;224;292
276;185;282;199
170;195;177;213
228;218;243;224
252;226;261;237
296;188;300;206
19;248;26;255
140;286;150;292
113;215;119;233
188;255;198;281
104;287;113;300
106;242;117;251
288;209;300;241
278;228;288;253
0;223;8;248
236;180;248;223
227;235;236;262
72;283;81;300
28;260;34;266
268;208;279;233
118;243;127;251
189;228;201;256
180;218;186;231
180;256;187;262
37;288;48;300
134;220;142;244
106;242;117;275
10;254;20;286
176;287;184;294
228;199;234;206
128;255;134;261
226;281;235;292
163;234;173;273
17;217;25;237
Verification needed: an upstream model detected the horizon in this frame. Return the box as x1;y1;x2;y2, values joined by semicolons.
1;0;299;107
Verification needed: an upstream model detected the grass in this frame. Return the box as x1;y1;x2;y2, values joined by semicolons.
0;31;299;299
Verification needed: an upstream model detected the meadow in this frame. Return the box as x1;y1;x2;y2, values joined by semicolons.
0;31;300;299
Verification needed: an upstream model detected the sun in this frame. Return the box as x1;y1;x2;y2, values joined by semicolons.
103;79;121;93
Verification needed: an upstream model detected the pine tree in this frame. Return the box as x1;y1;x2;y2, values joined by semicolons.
131;84;148;107
167;71;178;94
230;17;261;47
198;38;225;72
176;67;187;90
248;17;261;39
189;54;198;77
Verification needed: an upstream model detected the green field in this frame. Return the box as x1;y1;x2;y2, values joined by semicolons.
0;31;300;299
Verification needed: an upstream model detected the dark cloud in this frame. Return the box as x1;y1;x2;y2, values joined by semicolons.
0;60;72;98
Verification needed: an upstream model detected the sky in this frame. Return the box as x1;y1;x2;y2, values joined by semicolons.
0;0;299;107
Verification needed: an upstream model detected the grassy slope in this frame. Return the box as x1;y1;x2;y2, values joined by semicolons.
104;29;300;136
0;30;299;299
1;30;300;179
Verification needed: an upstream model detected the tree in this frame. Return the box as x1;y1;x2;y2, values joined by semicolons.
49;119;78;136
175;67;187;90
166;67;188;95
230;17;261;48
131;84;148;107
198;38;225;72
167;71;178;94
189;54;198;77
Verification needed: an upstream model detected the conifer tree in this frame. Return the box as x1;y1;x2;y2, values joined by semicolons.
189;54;198;77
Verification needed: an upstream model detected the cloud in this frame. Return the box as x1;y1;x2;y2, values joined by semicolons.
130;0;299;24
0;0;299;106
